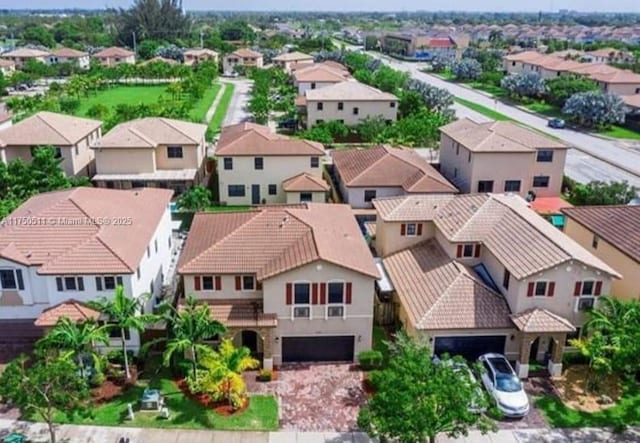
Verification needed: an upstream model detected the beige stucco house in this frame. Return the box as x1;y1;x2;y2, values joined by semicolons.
272;51;314;72
439;118;568;199
223;48;263;74
48;48;90;70
562;205;640;301
93;47;135;67
215;123;328;205
373;193;620;379
1;48;49;68
92;117;207;194
332;145;457;209
183;48;219;66
298;80;398;129
0;111;101;177
292;63;352;95
0;59;16;75
178;203;379;366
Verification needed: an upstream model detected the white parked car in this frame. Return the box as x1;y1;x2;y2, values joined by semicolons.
478;353;530;418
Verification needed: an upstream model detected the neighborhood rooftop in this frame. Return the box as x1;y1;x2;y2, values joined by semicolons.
304;81;398;101
94;117;206;149
0;111;101;147
215;122;325;156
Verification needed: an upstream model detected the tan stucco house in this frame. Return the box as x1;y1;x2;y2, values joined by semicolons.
272;51;314;72
93;47;135;67
48;48;90;70
373;193;620;379
0;59;16;75
215;123;328;205
332;145;457;209
183;48;219;66
298;80;398;129
439;118;568;199
292;63;353;95
92;117;207;194
0;111;101;177
223;48;263;74
1;48;49;68
178;203;379;366
562;205;640;301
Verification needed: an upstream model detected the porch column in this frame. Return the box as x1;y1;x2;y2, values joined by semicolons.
547;333;566;377
515;333;534;379
261;328;274;371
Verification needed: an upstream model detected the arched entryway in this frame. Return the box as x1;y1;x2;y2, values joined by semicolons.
232;329;265;361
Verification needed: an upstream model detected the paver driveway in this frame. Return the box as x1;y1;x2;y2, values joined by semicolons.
245;363;366;432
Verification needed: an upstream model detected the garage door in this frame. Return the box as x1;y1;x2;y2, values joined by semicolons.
434;336;506;361
282;336;354;362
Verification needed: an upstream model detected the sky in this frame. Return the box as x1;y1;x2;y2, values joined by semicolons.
2;0;639;13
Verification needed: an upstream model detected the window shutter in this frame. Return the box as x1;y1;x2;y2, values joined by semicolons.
547;282;555;297
286;283;292;305
194;276;201;291
456;245;463;258
417;223;423;236
312;283;319;304
574;282;582;297
215;276;222;291
320;283;327;304
235;276;242;291
56;277;63;291
400;223;406;236
594;281;602;296
527;282;534;297
96;277;103;291
77;277;84;291
346;282;353;304
16;270;24;290
116;276;123;286
474;244;481;258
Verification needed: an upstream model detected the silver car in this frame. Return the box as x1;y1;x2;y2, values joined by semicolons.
478;353;530;418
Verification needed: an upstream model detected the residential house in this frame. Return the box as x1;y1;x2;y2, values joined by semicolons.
140;56;178;66
373;193;620;378
331;145;457;209
223;48;263;74
92;117;207;194
584;48;635;64
183;48;219;66
272;51;314;72
292;63;352;95
0;59;15;75
439;118;568;199
381;33;468;60
562;205;640;301
93;47;136;67
0;187;174;353
587;70;640;95
298;81;398;129
177;203;379;366
0;111;102;177
48;48;90;70
0;48;49;68
622;94;640;116
215;123;327;205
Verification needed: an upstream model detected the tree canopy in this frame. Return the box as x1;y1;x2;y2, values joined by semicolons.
568;180;637;206
112;0;192;47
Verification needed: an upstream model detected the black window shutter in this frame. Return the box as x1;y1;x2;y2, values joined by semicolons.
96;277;102;291
56;277;63;291
77;277;85;291
16;270;24;290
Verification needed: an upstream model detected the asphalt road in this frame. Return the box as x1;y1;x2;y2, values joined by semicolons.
222;78;253;126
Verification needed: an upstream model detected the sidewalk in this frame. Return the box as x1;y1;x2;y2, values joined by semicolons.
1;419;639;443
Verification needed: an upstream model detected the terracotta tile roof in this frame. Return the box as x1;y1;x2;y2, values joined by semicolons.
0;187;172;274
293;64;353;83
562;205;640;263
589;69;640;84
567;63;620;76
51;47;88;58
182;299;277;328
184;48;218;57
622;95;640;109
94;47;134;58
373;194;456;222
140;56;178;65
178;203;378;280
427;37;455;48
511;308;575;333
383;239;513;331
364;221;376;238
34;299;101;327
95;117;206;149
1;48;49;58
332;145;457;193
440;118;567;153
305;81;398;102
273;51;313;62
0;111;101;147
215;122;324;156
231;48;262;58
315;61;349;72
529;197;573;215
282;172;330;192
295;95;307;106
503;51;547;62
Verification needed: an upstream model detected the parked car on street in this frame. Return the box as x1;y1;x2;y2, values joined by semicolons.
548;118;566;129
277;117;298;130
478;353;530;418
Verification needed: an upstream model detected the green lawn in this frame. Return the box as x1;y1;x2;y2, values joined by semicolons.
454;97;513;121
54;375;278;431
524;101;563;118
536;381;640;429
189;83;222;122
208;82;236;135
467;81;506;97
601;125;640;140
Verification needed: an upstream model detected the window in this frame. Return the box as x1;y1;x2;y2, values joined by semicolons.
353;107;359;115
390;101;396;108
167;146;183;158
228;185;245;197
95;276;123;291
136;267;140;279
242;275;255;291
565;327;581;345
337;102;344;111
592;235;599;249
311;82;316;89
536;150;554;162
477;180;494;193
223;158;233;170
75;145;79;155
56;276;84;291
254;157;264;170
293;282;310;318
533;176;550;188
463;244;474;257
268;184;277;195
581;281;595;296
503;268;510;290
512;61;516;66
202;276;214;291
316;119;324;125
406;223;417;236
504;180;521;192
310;157;319;168
154;239;158;253
534;281;548;297
468;151;471;162
456;144;459;155
364;190;376;202
317;102;323;111
578;297;595;311
106;323;130;340
300;192;313;202
0;269;24;290
327;282;345;317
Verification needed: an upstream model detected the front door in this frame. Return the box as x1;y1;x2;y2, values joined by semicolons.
241;330;258;354
252;185;261;205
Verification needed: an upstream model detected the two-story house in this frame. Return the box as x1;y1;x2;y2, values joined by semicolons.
91;117;207;194
332;145;457;209
93;47;136;67
439;118;568;199
272;51;314;73
373;193;620;379
222;48;263;74
1;48;49;69
183;48;219;66
216;123;328;205
297;80;398;129
0;187;174;353
292;63;353;95
48;48;90;70
0;111;101;177
0;59;16;76
177;203;379;366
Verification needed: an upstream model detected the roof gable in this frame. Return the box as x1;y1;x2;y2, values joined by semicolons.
0;111;101;147
215;123;324;156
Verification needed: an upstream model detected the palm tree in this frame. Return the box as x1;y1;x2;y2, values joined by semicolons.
162;295;226;379
38;318;110;379
90;285;157;380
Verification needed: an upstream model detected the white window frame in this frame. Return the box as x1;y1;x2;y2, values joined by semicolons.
291;280;312;320
96;275;123;291
533;280;549;297
0;268;22;290
241;275;256;292
575;280;597;312
405;223;417;237
326;280;346;320
462;244;474;258
56;276;85;292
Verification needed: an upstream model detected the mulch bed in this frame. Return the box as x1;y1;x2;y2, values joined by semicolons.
92;365;139;403
175;378;249;415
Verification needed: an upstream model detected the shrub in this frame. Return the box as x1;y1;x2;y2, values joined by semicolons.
500;72;546;99
90;371;107;388
358;350;384;370
562;91;626;129
258;369;273;382
451;58;482;81
562;350;589;366
106;349;135;366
